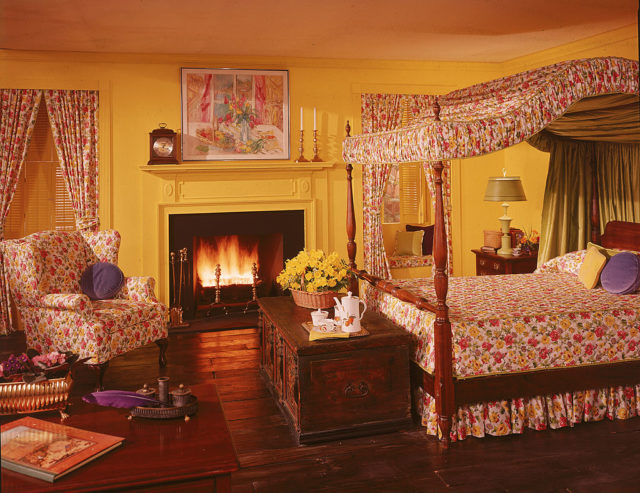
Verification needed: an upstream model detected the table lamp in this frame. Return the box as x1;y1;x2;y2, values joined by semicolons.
484;172;526;256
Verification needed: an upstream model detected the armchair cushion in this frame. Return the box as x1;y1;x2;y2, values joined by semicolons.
80;262;124;300
116;276;160;304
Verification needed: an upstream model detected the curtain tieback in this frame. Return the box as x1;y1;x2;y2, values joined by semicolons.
76;216;100;231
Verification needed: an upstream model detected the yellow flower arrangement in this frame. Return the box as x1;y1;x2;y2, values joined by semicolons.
276;249;349;293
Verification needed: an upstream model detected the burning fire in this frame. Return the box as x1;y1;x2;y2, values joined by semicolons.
196;235;258;287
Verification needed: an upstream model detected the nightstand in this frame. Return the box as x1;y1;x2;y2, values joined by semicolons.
472;249;538;276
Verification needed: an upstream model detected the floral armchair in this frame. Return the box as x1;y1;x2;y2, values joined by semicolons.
1;230;168;389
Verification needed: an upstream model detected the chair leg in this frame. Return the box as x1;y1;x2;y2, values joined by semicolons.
155;338;169;368
87;362;109;391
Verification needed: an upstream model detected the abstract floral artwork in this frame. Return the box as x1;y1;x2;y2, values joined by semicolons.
181;68;289;160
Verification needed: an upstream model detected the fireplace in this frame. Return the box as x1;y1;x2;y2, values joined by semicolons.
169;210;304;320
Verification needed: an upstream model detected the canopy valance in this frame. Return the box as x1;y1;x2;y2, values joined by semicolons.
342;57;639;165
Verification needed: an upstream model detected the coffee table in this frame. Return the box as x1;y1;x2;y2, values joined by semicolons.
1;382;238;492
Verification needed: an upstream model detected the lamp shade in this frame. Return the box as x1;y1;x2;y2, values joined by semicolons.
484;176;526;202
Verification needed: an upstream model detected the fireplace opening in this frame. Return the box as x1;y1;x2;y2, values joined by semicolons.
169;210;304;320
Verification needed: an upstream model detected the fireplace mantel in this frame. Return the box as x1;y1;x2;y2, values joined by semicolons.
141;160;337;305
139;161;334;175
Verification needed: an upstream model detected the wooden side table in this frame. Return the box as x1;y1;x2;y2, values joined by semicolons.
258;296;411;444
472;249;538;276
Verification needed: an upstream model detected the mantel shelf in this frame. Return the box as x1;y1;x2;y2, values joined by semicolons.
140;161;335;175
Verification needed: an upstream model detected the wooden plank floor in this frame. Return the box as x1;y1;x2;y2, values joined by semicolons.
2;328;640;492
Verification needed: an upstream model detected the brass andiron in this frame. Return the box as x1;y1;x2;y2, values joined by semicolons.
169;248;189;329
311;129;322;162
251;262;258;301
295;129;308;163
214;264;221;304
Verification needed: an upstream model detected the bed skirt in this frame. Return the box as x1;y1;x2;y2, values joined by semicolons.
416;384;640;441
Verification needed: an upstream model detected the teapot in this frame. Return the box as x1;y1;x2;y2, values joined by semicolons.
333;291;367;333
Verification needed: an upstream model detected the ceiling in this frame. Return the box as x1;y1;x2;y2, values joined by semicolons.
1;0;637;62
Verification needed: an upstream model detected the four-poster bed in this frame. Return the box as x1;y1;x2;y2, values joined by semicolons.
343;57;640;443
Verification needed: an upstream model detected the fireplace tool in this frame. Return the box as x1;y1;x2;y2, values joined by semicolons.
169;248;189;329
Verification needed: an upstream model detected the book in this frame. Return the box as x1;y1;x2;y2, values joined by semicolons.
481;246;497;253
1;416;124;483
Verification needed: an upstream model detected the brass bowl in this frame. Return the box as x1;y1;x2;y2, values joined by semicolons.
0;373;72;417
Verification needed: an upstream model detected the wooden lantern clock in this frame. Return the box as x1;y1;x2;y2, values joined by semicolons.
148;123;179;165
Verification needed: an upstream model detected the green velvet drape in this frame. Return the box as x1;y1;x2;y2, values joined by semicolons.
536;138;640;265
538;139;594;265
595;143;640;231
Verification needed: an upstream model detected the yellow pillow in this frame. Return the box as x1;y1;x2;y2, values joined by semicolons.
578;245;607;289
395;230;424;256
587;242;620;259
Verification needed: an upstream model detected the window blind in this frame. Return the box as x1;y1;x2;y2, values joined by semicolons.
4;104;75;238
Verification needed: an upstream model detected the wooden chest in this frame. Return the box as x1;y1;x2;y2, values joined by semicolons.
258;296;411;444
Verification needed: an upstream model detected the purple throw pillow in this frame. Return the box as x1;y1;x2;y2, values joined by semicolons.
600;252;640;295
80;262;124;300
406;224;434;255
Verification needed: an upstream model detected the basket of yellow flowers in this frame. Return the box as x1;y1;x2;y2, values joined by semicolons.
276;249;350;309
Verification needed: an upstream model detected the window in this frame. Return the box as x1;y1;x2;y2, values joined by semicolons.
383;162;429;224
5;105;75;239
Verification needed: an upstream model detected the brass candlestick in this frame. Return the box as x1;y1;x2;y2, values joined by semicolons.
311;129;322;162
295;129;308;163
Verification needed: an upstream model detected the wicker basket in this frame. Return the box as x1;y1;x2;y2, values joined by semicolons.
290;289;340;309
0;373;72;416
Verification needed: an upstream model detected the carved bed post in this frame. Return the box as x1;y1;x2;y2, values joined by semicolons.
345;121;359;295
591;160;601;244
431;101;454;445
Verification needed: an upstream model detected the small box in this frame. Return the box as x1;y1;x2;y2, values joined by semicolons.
483;230;502;248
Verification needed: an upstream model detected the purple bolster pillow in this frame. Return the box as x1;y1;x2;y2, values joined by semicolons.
80;262;124;300
600;252;640;295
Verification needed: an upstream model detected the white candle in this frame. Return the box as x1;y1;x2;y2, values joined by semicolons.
300;107;303;131
313;108;317;131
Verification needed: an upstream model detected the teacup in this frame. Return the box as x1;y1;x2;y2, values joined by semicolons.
311;309;329;326
317;319;338;333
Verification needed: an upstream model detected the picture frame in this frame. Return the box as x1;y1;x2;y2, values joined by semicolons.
181;68;289;161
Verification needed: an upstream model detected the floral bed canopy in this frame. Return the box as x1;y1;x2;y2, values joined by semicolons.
343;57;639;166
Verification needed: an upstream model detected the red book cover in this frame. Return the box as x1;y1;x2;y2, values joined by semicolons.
1;416;124;482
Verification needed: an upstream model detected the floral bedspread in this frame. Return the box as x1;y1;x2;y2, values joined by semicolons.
365;269;640;440
388;254;433;269
366;272;640;378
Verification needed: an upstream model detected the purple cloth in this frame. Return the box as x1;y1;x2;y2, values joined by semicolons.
80;262;124;300
405;224;434;255
600;252;640;295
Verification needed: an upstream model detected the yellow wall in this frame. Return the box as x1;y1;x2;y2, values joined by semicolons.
0;25;636;304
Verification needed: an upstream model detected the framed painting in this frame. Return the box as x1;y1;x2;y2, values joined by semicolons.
181;68;289;161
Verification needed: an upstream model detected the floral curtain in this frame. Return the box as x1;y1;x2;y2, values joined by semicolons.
45;90;100;232
360;93;454;279
0;89;42;335
361;94;404;278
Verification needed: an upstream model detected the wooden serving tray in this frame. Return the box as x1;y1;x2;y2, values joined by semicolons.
301;322;369;338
